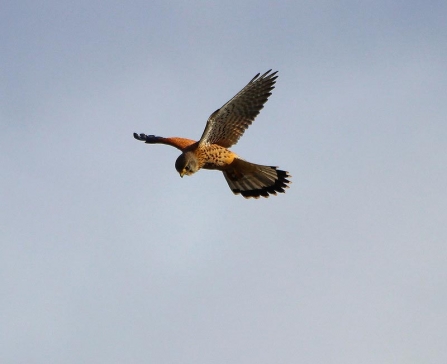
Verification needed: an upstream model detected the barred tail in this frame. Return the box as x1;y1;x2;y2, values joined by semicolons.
222;159;291;199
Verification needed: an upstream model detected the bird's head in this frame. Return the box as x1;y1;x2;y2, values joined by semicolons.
175;152;199;177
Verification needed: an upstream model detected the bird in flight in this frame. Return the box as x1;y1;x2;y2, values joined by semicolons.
134;70;291;199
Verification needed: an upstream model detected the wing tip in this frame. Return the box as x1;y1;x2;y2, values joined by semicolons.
251;69;279;83
133;133;164;144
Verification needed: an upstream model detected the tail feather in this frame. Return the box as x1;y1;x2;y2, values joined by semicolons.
223;159;291;199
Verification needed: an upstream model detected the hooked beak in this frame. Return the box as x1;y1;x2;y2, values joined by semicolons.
180;170;186;178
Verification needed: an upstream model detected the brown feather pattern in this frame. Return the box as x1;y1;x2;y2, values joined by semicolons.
198;70;278;148
222;159;291;199
133;70;291;199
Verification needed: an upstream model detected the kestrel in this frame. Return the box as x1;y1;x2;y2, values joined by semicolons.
134;70;291;199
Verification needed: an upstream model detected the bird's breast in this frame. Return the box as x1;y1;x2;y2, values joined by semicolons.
197;145;237;170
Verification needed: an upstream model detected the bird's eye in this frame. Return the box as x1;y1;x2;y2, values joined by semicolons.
185;166;190;171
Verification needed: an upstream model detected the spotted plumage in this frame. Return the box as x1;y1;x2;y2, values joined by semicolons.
134;70;291;199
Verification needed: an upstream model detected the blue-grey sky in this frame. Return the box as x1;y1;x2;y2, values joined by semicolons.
2;1;447;363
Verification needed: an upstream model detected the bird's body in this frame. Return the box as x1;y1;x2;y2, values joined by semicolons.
193;143;238;170
134;70;291;199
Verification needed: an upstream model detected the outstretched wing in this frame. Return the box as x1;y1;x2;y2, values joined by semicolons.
198;70;278;148
133;133;196;151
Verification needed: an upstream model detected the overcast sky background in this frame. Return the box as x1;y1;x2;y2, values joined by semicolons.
2;1;447;363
